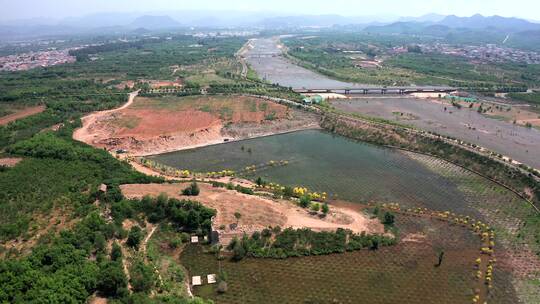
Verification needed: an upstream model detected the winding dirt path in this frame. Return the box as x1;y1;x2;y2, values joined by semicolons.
141;225;157;259
73;90;139;145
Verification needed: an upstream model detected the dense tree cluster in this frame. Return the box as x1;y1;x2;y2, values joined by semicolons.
111;193;216;233
228;228;396;260
0;212;120;302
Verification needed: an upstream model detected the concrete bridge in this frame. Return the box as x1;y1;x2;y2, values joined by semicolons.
246;53;279;58
293;86;456;95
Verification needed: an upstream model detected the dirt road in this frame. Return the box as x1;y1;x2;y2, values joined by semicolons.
73;90;139;145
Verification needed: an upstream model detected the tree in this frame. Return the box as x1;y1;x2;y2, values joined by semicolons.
322;203;329;215
130;259;156;293
234;212;242;225
383;212;395;226
232;239;246;261
110;242;122;261
97;261;127;297
435;250;445;267
127;226;143;249
182;182;200;196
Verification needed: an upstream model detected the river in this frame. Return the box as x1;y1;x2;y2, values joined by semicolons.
245;37;540;169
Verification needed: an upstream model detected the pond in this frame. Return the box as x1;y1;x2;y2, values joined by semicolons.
149;130;471;211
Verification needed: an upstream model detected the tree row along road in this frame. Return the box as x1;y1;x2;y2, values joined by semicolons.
321;109;540;213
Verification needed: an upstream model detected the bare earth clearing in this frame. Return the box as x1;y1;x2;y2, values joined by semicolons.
0;157;22;167
75;94;319;156
120;183;384;245
0;105;45;126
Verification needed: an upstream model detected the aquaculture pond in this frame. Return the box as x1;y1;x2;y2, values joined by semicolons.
149;129;472;212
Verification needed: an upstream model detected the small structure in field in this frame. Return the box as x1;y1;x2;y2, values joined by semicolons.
192;276;202;286
99;184;107;193
207;274;217;284
190;236;199;243
302;95;324;104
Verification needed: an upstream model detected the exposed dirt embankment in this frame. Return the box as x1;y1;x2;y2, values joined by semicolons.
121;183;384;245
0;105;46;126
75;94;319;156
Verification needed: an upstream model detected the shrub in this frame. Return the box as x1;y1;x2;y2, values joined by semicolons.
97;261;128;298
169;238;182;249
299;195;311;208
322;203;329;215
110;242;122;261
383;212;395;226
217;281;228;293
127;226;143;249
182;182;200;196
232;240;246;261
130;259;156;293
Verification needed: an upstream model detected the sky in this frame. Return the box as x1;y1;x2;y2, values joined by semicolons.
1;0;539;21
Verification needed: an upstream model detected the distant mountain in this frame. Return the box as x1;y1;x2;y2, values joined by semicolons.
129;15;182;30
259;15;396;28
398;13;446;23
61;13;140;28
363;22;426;34
439;14;540;31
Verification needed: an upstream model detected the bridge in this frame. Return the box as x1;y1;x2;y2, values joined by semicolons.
293;86;456;95
245;53;280;58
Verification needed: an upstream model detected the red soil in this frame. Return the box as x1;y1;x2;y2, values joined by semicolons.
0;105;45;126
116;109;221;137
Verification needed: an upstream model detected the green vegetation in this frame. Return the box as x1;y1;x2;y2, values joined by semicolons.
283;33;537;90
0;131;159;242
508;92;540;106
127;226;143;249
182;181;201;196
227;228;396;259
181;213;495;304
111;193;216;233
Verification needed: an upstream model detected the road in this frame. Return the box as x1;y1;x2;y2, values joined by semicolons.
73;90;139;146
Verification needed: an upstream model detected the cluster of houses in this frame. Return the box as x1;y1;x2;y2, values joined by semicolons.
0;48;77;72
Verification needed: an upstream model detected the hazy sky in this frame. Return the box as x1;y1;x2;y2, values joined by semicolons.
2;0;539;21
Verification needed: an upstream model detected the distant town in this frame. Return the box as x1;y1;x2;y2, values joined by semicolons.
0;48;77;72
416;43;540;64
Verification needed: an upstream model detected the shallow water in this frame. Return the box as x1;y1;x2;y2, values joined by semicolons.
150;130;471;211
245;37;371;89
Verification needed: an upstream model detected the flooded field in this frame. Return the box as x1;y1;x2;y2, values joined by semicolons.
333;97;540;169
149;130;530;218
